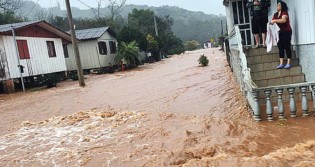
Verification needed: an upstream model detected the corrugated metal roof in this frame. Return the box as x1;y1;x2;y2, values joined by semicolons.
0;21;41;32
74;27;110;40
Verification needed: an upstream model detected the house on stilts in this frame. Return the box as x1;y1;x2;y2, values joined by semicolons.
0;20;72;93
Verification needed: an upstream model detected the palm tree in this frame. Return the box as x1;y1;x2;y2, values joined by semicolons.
115;41;141;68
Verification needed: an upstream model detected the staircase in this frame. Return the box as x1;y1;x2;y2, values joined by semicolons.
245;47;305;87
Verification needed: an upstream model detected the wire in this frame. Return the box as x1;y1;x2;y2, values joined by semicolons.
76;0;107;18
25;0;40;18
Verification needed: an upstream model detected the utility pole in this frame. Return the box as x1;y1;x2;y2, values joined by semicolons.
65;0;85;87
221;20;224;36
153;14;158;37
11;27;25;92
153;14;162;59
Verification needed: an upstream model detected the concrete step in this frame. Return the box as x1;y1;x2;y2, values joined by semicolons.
248;59;300;72
245;47;279;56
251;66;303;80
254;74;305;87
247;52;297;65
245;46;295;57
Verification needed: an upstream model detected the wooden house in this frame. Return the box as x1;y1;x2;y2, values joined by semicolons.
0;20;72;92
65;27;117;71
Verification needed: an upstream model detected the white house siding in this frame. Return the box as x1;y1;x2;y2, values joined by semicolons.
1;36;67;81
225;5;234;34
66;40;101;71
66;32;117;71
98;32;117;66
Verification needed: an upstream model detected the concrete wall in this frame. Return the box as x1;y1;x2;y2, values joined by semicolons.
296;44;315;82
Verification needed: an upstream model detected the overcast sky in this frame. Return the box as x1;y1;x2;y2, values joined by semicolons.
30;0;225;15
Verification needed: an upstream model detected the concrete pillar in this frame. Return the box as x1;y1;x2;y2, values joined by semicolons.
264;89;273;121
300;86;309;117
252;90;261;121
1;80;15;94
287;87;297;118
276;88;285;119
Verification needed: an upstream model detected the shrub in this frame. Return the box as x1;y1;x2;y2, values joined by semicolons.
198;54;209;67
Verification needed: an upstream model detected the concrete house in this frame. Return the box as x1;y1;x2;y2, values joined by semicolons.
66;27;117;71
0;20;72;92
222;0;315;121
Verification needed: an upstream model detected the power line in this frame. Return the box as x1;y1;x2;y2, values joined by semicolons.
25;0;40;19
76;0;107;18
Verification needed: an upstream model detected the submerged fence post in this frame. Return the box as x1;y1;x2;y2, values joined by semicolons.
300;86;309;117
276;88;285;119
287;87;297;118
252;90;261;121
264;89;273;121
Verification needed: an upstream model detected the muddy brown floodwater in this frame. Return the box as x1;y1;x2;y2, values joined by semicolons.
1;48;315;167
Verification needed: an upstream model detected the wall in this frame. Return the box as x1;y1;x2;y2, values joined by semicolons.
1;36;67;81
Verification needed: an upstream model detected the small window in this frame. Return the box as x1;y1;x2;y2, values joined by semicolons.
46;41;57;57
17;40;30;59
98;41;107;55
109;41;117;54
63;44;69;58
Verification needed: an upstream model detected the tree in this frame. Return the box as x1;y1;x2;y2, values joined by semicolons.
184;40;200;51
0;10;23;24
117;26;148;51
0;0;21;12
128;9;156;36
157;32;184;55
115;41;141;68
107;0;126;22
146;34;159;60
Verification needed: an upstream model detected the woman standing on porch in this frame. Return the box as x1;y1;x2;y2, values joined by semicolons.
271;1;292;69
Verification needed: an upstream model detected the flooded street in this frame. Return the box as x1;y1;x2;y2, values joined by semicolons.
1;48;315;166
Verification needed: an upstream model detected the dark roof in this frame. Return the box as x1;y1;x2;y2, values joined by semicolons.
0;20;72;42
0;21;40;32
73;27;116;40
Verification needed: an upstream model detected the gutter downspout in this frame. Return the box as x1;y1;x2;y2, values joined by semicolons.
11;26;25;92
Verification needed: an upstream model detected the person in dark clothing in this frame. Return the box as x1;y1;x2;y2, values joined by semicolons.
247;0;271;48
271;1;292;69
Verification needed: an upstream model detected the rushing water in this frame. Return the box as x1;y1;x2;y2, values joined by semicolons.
0;48;315;166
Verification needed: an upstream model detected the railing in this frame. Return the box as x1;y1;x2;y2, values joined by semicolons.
252;83;315;121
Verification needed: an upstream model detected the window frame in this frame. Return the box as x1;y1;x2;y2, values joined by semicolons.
46;41;57;58
98;41;108;55
63;44;69;58
109;41;117;54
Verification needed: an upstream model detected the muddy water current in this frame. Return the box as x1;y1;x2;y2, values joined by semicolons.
1;48;315;166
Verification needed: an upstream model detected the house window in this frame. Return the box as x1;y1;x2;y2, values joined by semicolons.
109;41;116;54
46;41;57;57
98;41;108;55
63;44;69;58
16;40;30;59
